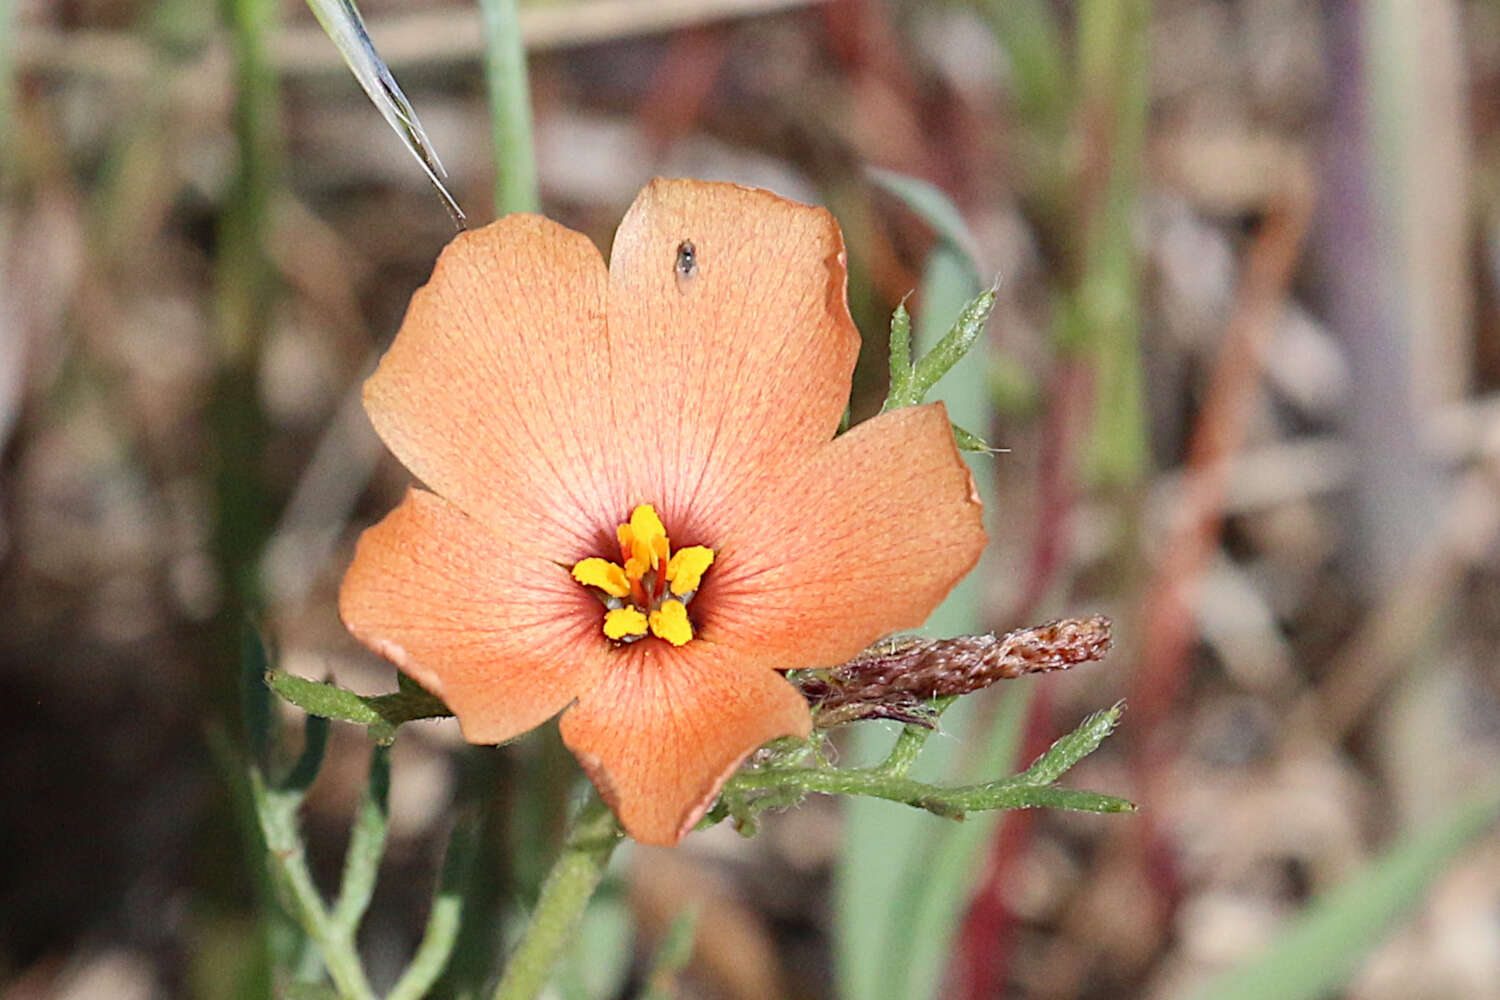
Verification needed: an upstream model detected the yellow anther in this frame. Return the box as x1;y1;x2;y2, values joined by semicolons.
603;607;649;640
624;555;651;583
580;505;712;646
628;505;668;570
571;557;630;598
649;600;694;646
666;545;715;596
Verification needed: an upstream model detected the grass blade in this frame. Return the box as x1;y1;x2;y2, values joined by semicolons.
480;0;540;215
838;243;996;1000
1186;783;1500;1000
867;167;983;287
303;0;465;226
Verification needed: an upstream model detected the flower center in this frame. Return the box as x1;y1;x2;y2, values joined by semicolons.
570;504;715;647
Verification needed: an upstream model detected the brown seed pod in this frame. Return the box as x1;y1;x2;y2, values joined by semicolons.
793;616;1113;728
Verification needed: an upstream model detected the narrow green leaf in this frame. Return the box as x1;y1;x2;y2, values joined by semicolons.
303;0;465;226
387;808;482;1000
268;670;383;728
840;242;991;1000
867;167;984;287
266;670;450;744
887;300;913;403
952;423;997;453
1186;784;1500;1000
640;907;699;1000
1012;702;1123;787
903;287;997;408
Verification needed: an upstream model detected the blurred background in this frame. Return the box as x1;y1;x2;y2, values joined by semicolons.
6;0;1500;998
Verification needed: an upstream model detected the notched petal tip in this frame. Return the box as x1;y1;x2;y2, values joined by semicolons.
560;655;812;846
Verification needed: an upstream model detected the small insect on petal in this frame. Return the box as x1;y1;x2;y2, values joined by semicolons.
675;239;698;292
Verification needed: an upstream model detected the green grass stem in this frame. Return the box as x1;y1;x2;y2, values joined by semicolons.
480;0;540;216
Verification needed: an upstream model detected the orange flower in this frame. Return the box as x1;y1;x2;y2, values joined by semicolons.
339;179;986;845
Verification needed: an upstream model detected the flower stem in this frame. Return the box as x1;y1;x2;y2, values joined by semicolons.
490;791;622;1000
251;768;376;1000
479;0;539;216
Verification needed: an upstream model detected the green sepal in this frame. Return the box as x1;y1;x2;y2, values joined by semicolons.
267;670;452;745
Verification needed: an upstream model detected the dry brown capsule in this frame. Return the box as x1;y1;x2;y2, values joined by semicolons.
792;616;1112;729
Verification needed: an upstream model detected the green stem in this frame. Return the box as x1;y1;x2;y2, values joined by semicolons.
875;696;955;777
729;764;1134;818
251;770;377;1000
388;810;481;1000
479;0;539;215
490;792;623;1000
332;746;391;929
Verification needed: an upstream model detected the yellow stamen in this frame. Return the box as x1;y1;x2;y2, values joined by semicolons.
628;505;668;570
624;554;651;583
649;600;694;646
666;546;715;596
576;504;716;645
571;557;630;598
603;607;649;640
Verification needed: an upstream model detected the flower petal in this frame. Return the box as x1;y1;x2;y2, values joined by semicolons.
559;643;812;846
705;402;986;669
363;214;621;562
605;178;861;535
339;488;601;745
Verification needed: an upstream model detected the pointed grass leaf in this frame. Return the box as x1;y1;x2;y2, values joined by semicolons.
867;167;984;287
1186;783;1500;1000
303;0;465;227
